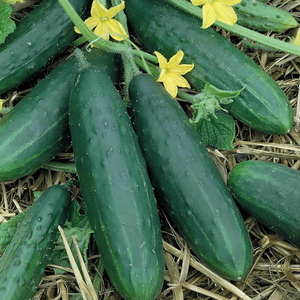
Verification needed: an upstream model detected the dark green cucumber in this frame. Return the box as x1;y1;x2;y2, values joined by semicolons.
125;0;293;135
128;74;253;281
0;0;90;95
0;49;119;181
235;0;298;33
228;160;300;247
69;68;164;300
0;185;71;300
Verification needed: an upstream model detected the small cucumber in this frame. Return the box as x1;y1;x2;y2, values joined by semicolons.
228;160;300;247
128;74;253;281
69;67;164;299
0;0;90;95
125;0;293;135
235;0;298;33
0;185;71;300
0;49;120;181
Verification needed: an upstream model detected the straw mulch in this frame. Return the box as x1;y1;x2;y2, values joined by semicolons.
1;0;300;299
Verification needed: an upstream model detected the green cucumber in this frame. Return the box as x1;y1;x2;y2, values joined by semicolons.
0;48;120;181
228;160;300;247
0;185;71;300
69;67;164;300
128;74;253;281
125;0;293;135
0;0;90;95
235;0;298;33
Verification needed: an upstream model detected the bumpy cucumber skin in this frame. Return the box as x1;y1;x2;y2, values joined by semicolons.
69;68;164;300
125;0;293;135
235;0;298;33
228;160;300;247
0;185;71;300
128;74;253;281
0;0;90;95
0;49;120;181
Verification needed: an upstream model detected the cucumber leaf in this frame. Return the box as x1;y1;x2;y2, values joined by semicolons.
51;200;93;275
192;109;236;150
189;82;242;150
0;3;16;44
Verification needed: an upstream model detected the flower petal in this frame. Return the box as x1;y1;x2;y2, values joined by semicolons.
163;77;178;98
293;29;300;46
91;0;108;18
154;51;168;70
170;64;194;75
157;69;167;82
213;3;237;25
94;22;110;39
217;0;241;5
202;3;217;28
85;16;100;31
167;50;184;69
106;0;125;19
106;19;128;40
168;73;191;89
190;0;208;6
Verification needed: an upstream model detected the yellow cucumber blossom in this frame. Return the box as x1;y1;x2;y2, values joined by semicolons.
75;0;128;41
191;0;241;29
0;99;3;111
154;50;194;98
293;28;300;46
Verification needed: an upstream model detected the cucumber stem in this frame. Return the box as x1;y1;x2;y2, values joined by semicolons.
165;0;300;57
74;48;90;69
41;161;77;173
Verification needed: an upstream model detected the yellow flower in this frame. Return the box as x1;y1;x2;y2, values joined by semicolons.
0;100;3;111
191;0;241;29
75;0;128;41
293;28;300;46
154;50;194;98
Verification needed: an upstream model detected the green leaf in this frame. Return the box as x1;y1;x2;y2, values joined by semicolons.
192;110;236;150
203;82;243;102
0;3;16;44
50;201;93;275
0;210;27;253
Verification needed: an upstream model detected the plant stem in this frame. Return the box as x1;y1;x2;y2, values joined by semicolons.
165;0;300;57
41;161;77;173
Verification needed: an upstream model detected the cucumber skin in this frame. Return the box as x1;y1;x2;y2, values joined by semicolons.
128;74;253;281
228;160;300;247
0;185;71;300
125;0;293;135
0;49;120;181
0;0;90;95
235;0;298;33
69;68;164;300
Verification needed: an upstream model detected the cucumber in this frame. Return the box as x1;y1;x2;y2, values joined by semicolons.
128;74;253;281
0;0;90;95
0;185;71;300
125;0;293;135
69;67;164;299
228;160;300;247
235;0;298;33
0;48;120;181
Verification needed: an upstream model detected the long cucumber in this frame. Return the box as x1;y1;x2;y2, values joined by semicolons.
125;0;293;135
0;49;120;181
0;185;71;300
128;74;253;281
228;160;300;247
69;66;164;300
0;0;91;95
